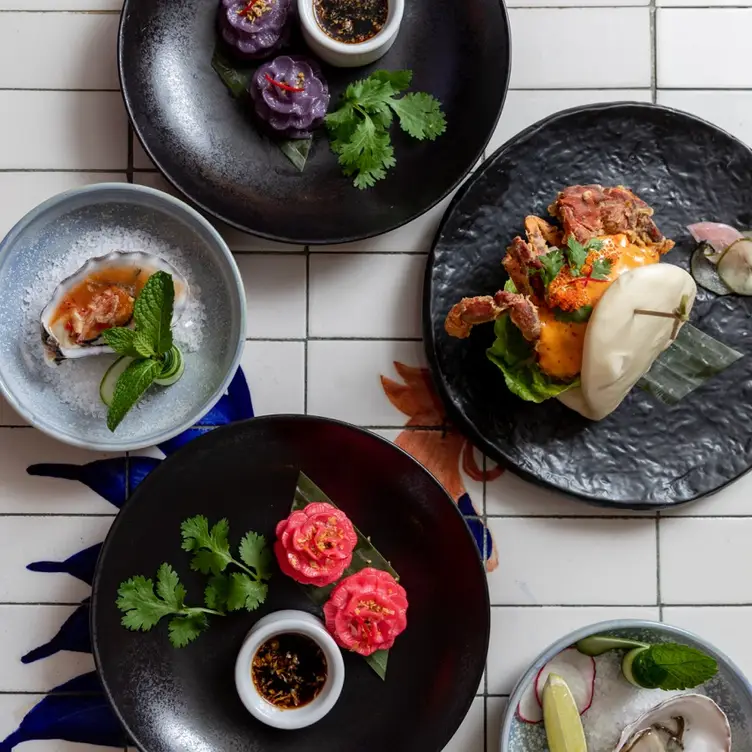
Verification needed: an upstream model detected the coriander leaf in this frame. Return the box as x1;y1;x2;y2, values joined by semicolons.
106;358;161;432
554;305;593;323
204;574;230;611
325;102;358;144
565;236;588;275
226;572;268;612
155;563;186;611
168;613;208;648
371;69;412;93
133;330;156;359
537;248;565;287
117;573;177;631
239;532;273;580
190;549;230;576
101;327;139;358
585;238;604;252
334;117;396;190
344;77;393;111
133;271;174;356
389;92;447;141
635;644;718;691
181;516;233;575
589;257;613;281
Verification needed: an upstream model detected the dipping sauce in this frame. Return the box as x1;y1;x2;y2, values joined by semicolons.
313;0;388;44
251;633;327;709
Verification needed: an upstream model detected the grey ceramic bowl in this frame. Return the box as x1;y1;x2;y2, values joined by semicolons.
501;619;752;752
0;183;246;452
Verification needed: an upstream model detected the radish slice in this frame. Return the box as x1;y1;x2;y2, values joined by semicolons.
534;648;596;715
718;239;752;295
517;670;544;723
688;222;743;261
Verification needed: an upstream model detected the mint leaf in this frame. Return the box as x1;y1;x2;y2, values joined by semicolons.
390;92;446;141
239;531;273;580
633;643;718;690
590;257;613;281
226;572;267;612
133;330;156;359
168;613;208;648
566;236;588;275
554;305;593;323
537;248;565;287
133;271;174;356
106;358;161;432
102;327;139;357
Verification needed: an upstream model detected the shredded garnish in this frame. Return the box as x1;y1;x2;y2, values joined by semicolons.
265;73;305;93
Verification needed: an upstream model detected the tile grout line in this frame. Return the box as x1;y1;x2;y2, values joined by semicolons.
126;126;134;185
650;0;658;103
304;247;310;415
657;512;664;620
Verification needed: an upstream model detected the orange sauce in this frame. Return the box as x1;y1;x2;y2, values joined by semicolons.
50;266;150;326
538;234;662;379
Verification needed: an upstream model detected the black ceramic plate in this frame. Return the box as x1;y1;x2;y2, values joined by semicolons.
92;416;489;752
424;103;752;509
118;0;509;245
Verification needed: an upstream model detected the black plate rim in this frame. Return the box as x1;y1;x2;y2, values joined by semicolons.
117;0;512;246
422;100;752;511
91;413;491;752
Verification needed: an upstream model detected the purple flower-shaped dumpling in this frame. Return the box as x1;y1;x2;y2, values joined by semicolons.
219;0;293;60
249;56;330;139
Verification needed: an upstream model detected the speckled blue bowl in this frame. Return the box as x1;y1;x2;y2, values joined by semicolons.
0;183;245;452
501;619;752;752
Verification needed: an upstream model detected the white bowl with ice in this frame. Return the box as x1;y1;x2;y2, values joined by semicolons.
0;182;246;451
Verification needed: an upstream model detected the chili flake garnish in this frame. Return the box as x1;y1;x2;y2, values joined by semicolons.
313;0;389;45
251;633;327;709
265;73;305;93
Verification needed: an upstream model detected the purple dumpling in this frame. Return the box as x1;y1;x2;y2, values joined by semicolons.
249;56;330;139
219;0;293;60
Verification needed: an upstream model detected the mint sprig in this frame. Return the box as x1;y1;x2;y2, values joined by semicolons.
101;271;183;432
629;643;718;690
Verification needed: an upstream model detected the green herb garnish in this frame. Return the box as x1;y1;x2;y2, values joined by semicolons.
625;643;718;691
537;248;565;287
116;519;272;648
589;257;613;281
291;471;398;680
325;69;446;189
554;305;593;323
116;563;223;648
566;236;604;276
181;516;273;613
101;271;184;432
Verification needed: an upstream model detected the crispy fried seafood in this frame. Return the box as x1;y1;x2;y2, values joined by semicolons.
444;185;675;381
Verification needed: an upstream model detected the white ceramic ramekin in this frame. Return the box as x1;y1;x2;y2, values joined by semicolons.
235;610;345;730
297;0;405;68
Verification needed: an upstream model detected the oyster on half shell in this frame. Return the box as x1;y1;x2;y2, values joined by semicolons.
40;251;189;363
614;694;731;752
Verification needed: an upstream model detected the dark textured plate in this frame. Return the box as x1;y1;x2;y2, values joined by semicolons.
424;102;752;509
118;0;510;245
92;416;489;752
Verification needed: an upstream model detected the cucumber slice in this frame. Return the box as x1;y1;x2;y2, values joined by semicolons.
575;635;648;657
155;345;185;386
622;646;652;688
691;245;732;296
717;238;752;295
100;356;134;406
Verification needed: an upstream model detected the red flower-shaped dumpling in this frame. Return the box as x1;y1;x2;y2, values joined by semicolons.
323;568;408;656
274;502;357;586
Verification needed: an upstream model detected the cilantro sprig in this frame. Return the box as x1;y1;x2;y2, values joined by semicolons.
627;643;718;691
565;236;605;276
181;516;273;613
116;518;272;648
536;248;565;287
325;70;447;189
101;271;184;432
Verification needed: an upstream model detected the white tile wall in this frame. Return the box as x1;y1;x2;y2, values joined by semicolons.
2;1;752;751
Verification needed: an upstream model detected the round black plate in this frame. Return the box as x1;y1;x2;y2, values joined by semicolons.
424;103;752;509
92;416;489;752
118;0;510;245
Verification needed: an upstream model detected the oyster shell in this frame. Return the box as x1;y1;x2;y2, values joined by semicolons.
615;694;731;752
40;251;188;363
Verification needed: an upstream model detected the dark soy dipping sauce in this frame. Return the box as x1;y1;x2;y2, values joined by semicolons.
251;633;327;710
313;0;389;44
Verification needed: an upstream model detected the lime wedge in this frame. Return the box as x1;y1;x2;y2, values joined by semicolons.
542;673;588;752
